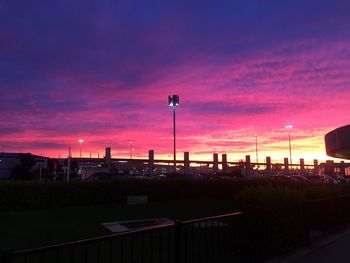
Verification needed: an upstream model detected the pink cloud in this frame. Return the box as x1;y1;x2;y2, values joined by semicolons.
1;39;350;163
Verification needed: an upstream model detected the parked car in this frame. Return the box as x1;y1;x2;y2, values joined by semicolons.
326;174;348;183
289;175;311;183
268;175;299;182
305;175;337;184
120;175;153;181
86;172;114;181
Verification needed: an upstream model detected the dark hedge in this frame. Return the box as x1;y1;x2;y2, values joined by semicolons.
1;179;350;212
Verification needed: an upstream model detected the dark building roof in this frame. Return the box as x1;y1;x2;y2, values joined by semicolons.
325;125;350;160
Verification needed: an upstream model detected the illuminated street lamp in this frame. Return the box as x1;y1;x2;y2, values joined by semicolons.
285;125;293;168
168;95;179;174
78;139;84;158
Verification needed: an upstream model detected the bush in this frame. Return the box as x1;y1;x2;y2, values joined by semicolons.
1;179;350;213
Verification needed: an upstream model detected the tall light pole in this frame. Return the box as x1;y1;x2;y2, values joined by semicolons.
285;125;293;168
255;135;259;169
168;95;179;174
67;146;71;182
78;139;84;159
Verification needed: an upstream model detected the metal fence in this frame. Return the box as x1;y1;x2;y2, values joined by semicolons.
0;212;246;263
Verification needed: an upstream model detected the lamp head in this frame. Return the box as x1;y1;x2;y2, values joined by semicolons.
168;95;179;107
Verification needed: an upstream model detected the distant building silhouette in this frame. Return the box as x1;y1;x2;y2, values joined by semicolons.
0;152;47;179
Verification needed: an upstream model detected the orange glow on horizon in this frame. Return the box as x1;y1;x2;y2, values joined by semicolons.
9;127;347;164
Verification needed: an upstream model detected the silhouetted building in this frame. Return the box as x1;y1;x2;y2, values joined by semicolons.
325;125;350;160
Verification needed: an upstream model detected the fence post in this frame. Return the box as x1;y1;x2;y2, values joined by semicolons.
174;220;181;263
302;200;310;244
1;250;13;263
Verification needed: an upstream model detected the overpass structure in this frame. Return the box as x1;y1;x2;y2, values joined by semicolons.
71;149;319;178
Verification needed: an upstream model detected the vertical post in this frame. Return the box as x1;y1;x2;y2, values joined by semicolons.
173;107;176;174
245;155;251;177
184;152;190;174
149;150;154;176
313;159;318;175
284;158;289;173
105;147;111;170
266;156;271;175
222;154;227;174
300;158;305;175
213;153;219;174
67;146;71;182
174;220;181;263
303;200;310;244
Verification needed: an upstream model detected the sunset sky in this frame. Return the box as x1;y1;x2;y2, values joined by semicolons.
1;0;350;163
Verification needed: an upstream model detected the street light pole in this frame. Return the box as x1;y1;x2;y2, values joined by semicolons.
173;107;176;172
168;95;179;174
285;125;293;168
255;135;259;169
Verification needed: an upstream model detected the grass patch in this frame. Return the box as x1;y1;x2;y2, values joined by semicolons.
0;198;237;250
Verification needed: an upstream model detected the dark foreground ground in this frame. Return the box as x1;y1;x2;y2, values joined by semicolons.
268;227;350;263
293;231;350;263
